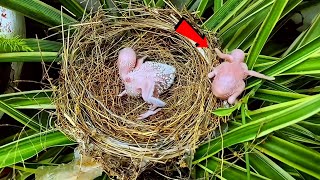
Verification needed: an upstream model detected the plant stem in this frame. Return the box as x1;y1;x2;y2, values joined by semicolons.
241;104;251;180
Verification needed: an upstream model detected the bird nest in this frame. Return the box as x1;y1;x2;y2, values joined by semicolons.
54;4;222;179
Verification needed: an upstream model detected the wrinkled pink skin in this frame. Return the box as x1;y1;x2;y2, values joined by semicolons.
208;48;275;104
117;48;176;119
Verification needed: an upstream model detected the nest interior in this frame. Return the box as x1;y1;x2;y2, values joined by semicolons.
55;4;222;179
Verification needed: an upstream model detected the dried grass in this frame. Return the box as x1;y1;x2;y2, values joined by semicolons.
54;3;223;179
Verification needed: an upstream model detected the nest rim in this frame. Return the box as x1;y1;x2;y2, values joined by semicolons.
54;4;223;178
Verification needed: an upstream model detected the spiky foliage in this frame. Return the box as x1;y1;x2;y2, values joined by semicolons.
0;36;33;53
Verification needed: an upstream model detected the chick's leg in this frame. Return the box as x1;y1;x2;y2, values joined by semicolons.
208;68;217;79
117;90;127;97
139;80;165;119
137;109;162;120
228;81;245;104
141;80;166;107
149;90;160;110
208;64;223;79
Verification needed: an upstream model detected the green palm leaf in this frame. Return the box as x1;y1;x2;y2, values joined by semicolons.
0;100;43;131
255;136;320;179
197;157;269;179
249;149;295;180
193;94;320;163
246;0;288;69
0;52;60;62
0;90;54;109
0;130;75;168
202;0;249;32
0;0;77;28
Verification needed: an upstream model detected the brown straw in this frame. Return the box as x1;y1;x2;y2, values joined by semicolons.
54;3;223;179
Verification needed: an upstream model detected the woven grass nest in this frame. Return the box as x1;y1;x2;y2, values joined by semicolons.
55;3;223;179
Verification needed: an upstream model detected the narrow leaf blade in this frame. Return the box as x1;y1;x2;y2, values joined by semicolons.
255;136;320;179
0;130;75;168
193;94;320;163
246;0;288;69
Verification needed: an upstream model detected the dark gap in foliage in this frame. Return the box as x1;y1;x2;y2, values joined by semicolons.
0;113;24;140
262;18;301;57
0;63;11;94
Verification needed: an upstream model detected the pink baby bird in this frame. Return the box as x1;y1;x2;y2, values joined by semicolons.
117;48;176;119
117;47;138;80
208;48;275;104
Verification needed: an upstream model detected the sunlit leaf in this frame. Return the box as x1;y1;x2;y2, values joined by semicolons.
0;52;59;62
0;130;75;168
249;149;295;180
0;100;43;131
193;94;320;163
0;90;54;109
202;0;249;31
212;102;241;116
246;0;288;69
255;136;320;179
197;157;269;179
0;0;77;28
